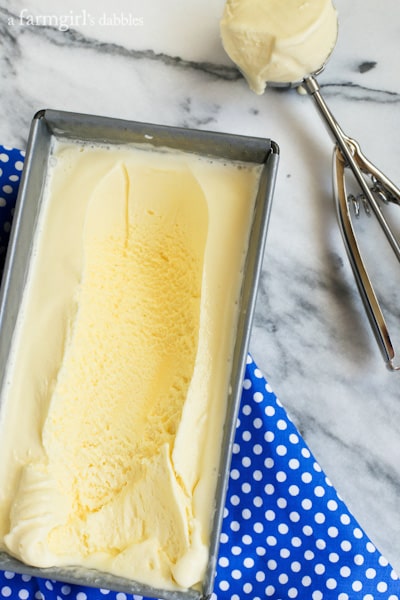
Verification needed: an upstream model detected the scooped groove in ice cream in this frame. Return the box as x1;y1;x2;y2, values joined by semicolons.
220;0;338;94
0;141;262;590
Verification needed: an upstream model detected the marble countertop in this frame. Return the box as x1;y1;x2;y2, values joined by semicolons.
0;0;399;575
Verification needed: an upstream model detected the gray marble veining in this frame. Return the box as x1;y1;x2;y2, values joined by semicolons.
0;0;399;575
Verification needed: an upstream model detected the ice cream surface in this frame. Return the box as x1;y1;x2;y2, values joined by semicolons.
220;0;338;94
0;140;262;591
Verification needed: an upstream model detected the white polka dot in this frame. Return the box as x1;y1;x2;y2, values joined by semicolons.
302;448;311;458
379;555;389;567
276;471;287;482
230;494;240;506
256;546;266;556
288;588;298;598
314;512;325;524
327;499;338;511
312;591;323;600
45;582;54;591
77;593;87;600
256;571;266;582
278;523;289;534
266;535;277;546
265;586;276;597
242;456;251;467
254;368;263;378
353;527;363;539
243;379;251;389
241;482;251;493
265;406;275;416
253;417;263;429
354;554;364;565
289;433;299;444
326;578;337;589
366;541;376;553
220;532;229;543
304;550;315;560
230;469;240;480
242;404;251;416
1;588;12;598
232;442;240;454
341;540;352;551
252;391;263;402
15;160;24;171
276;444;287;456
302;498;313;510
338;594;349;600
230;520;240;531
231;569;242;580
0;154;9;162
116;594;126;600
278;573;288;584
289;458;300;469
242;534;252;545
289;511;300;522
302;472;313;483
243;582;252;594
231;545;241;555
291;561;301;573
219;580;229;591
242;430;251;441
35;592;44;600
242;508;252;520
328;526;339;538
264;457;274;469
314;563;325;575
2;185;12;194
377;581;388;593
253;469;263;481
302;575;312;587
314;485;325;497
288;484;300;496
302;525;313;536
19;591;29;600
277;419;287;430
264;483;275;495
61;586;71;595
329;552;340;563
253;496;263;507
365;568;376;579
291;537;302;547
340;513;351;525
316;539;326;550
252;444;262;455
219;556;229;567
264;430;275;442
352;580;363;592
243;557;254;568
265;509;276;521
267;559;277;570
340;566;351;577
100;590;111;595
313;462;322;472
280;548;290;558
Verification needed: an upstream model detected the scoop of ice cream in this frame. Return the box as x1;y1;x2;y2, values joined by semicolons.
220;0;338;94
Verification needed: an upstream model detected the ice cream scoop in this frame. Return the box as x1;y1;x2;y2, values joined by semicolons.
220;0;400;370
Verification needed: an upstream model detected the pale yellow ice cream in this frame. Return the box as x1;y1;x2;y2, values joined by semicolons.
220;0;338;93
0;141;262;591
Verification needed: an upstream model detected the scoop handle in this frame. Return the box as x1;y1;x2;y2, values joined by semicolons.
304;75;400;261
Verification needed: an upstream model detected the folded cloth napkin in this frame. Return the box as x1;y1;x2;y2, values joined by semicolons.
0;145;399;600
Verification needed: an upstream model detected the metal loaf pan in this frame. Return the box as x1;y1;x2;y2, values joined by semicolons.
0;109;279;600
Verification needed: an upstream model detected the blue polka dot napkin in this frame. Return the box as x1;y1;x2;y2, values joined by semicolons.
0;145;399;600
